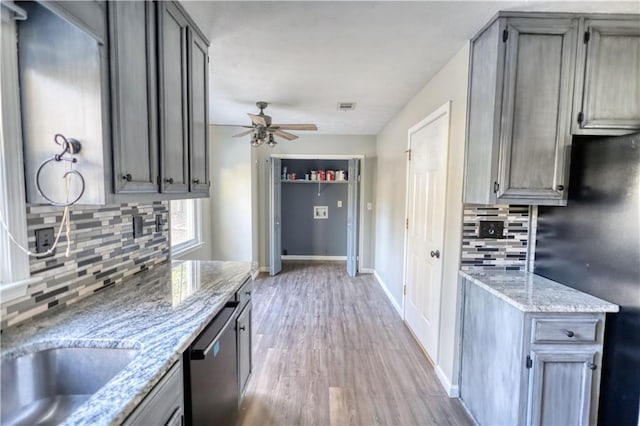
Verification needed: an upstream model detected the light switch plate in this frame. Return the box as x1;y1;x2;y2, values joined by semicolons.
337;200;342;208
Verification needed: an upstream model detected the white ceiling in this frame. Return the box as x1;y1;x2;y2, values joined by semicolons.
181;1;639;135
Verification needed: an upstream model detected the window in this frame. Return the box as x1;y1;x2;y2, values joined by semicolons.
170;199;202;256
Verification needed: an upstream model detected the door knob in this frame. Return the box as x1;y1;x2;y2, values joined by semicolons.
164;177;174;184
192;178;200;184
122;173;132;182
430;250;440;259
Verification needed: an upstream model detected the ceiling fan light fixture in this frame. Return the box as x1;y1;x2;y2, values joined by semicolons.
267;134;277;148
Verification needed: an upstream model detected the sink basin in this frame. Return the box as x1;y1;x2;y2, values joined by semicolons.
1;346;137;425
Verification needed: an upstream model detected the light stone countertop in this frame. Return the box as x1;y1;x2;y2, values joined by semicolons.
460;269;619;313
1;260;252;426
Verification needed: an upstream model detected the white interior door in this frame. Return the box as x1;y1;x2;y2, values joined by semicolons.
269;157;282;275
403;103;450;362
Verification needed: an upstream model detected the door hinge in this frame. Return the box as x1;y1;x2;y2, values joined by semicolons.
406;218;409;229
403;285;407;296
502;29;508;42
577;112;584;124
406;149;411;161
526;355;533;369
584;31;590;43
493;181;500;193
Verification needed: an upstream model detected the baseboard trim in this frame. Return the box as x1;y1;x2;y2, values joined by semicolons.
373;270;402;316
259;266;270;273
360;268;374;274
435;364;459;398
281;255;347;261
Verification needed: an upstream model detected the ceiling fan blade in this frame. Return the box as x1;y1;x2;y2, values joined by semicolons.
232;129;255;138
213;124;253;128
272;130;298;141
248;113;268;127
271;124;318;131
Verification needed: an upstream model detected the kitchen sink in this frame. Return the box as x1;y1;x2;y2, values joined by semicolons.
0;346;138;425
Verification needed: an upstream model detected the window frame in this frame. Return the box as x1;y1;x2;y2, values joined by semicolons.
170;198;203;257
0;4;41;301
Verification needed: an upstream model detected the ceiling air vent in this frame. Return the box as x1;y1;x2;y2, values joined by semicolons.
337;102;356;111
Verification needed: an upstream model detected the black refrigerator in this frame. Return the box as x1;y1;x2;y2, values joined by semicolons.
535;132;640;425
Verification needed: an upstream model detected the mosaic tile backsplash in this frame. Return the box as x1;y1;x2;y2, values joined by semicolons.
461;204;530;271
1;202;169;329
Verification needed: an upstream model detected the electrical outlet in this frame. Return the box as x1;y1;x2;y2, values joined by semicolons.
35;227;55;255
367;202;373;211
337;200;342;208
155;214;164;233
478;221;505;239
133;215;144;238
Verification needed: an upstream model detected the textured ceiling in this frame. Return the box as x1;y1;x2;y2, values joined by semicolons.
181;1;639;135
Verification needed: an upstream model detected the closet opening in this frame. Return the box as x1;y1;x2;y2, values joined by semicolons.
269;155;361;277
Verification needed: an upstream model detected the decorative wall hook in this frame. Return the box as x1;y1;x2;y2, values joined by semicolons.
35;134;86;206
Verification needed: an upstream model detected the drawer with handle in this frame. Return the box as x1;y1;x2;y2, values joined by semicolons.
531;318;599;343
236;278;253;309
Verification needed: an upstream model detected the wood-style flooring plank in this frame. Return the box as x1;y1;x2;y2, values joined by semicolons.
239;261;472;426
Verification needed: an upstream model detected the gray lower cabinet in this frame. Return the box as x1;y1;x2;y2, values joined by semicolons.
109;0;158;194
236;279;253;398
527;348;596;426
460;278;605;426
573;18;640;134
124;360;184;425
237;303;252;397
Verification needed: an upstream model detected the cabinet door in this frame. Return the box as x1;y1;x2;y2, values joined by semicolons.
498;18;577;204
527;349;596;426
110;1;158;193
237;303;252;397
188;29;210;194
158;1;189;193
575;19;640;134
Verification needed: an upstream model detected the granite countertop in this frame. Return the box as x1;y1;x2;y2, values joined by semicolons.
460;270;619;313
1;260;252;426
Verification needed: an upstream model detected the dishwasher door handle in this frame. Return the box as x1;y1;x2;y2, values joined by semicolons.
191;301;240;360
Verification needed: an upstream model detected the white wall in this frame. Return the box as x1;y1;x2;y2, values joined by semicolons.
178;126;255;265
374;42;470;393
253;134;377;270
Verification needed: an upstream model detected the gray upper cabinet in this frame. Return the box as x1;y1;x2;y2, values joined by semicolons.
497;18;577;204
110;1;158;193
158;1;190;193
464;15;577;206
464;12;639;206
573;18;640;135
188;29;210;194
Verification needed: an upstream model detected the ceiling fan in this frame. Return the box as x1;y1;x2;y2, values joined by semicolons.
232;102;318;147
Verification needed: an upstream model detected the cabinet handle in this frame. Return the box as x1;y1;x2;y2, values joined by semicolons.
245;291;251;296
562;329;575;338
239;326;246;331
192;178;200;184
164;177;174;184
430;250;440;259
588;362;597;370
122;173;132;182
557;184;564;191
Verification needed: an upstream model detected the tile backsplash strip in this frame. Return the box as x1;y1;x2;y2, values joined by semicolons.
461;204;530;271
1;202;170;329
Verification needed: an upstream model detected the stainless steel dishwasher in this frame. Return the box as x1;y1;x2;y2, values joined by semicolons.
184;299;240;426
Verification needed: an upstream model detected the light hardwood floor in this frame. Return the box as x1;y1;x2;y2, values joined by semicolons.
239;261;472;426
